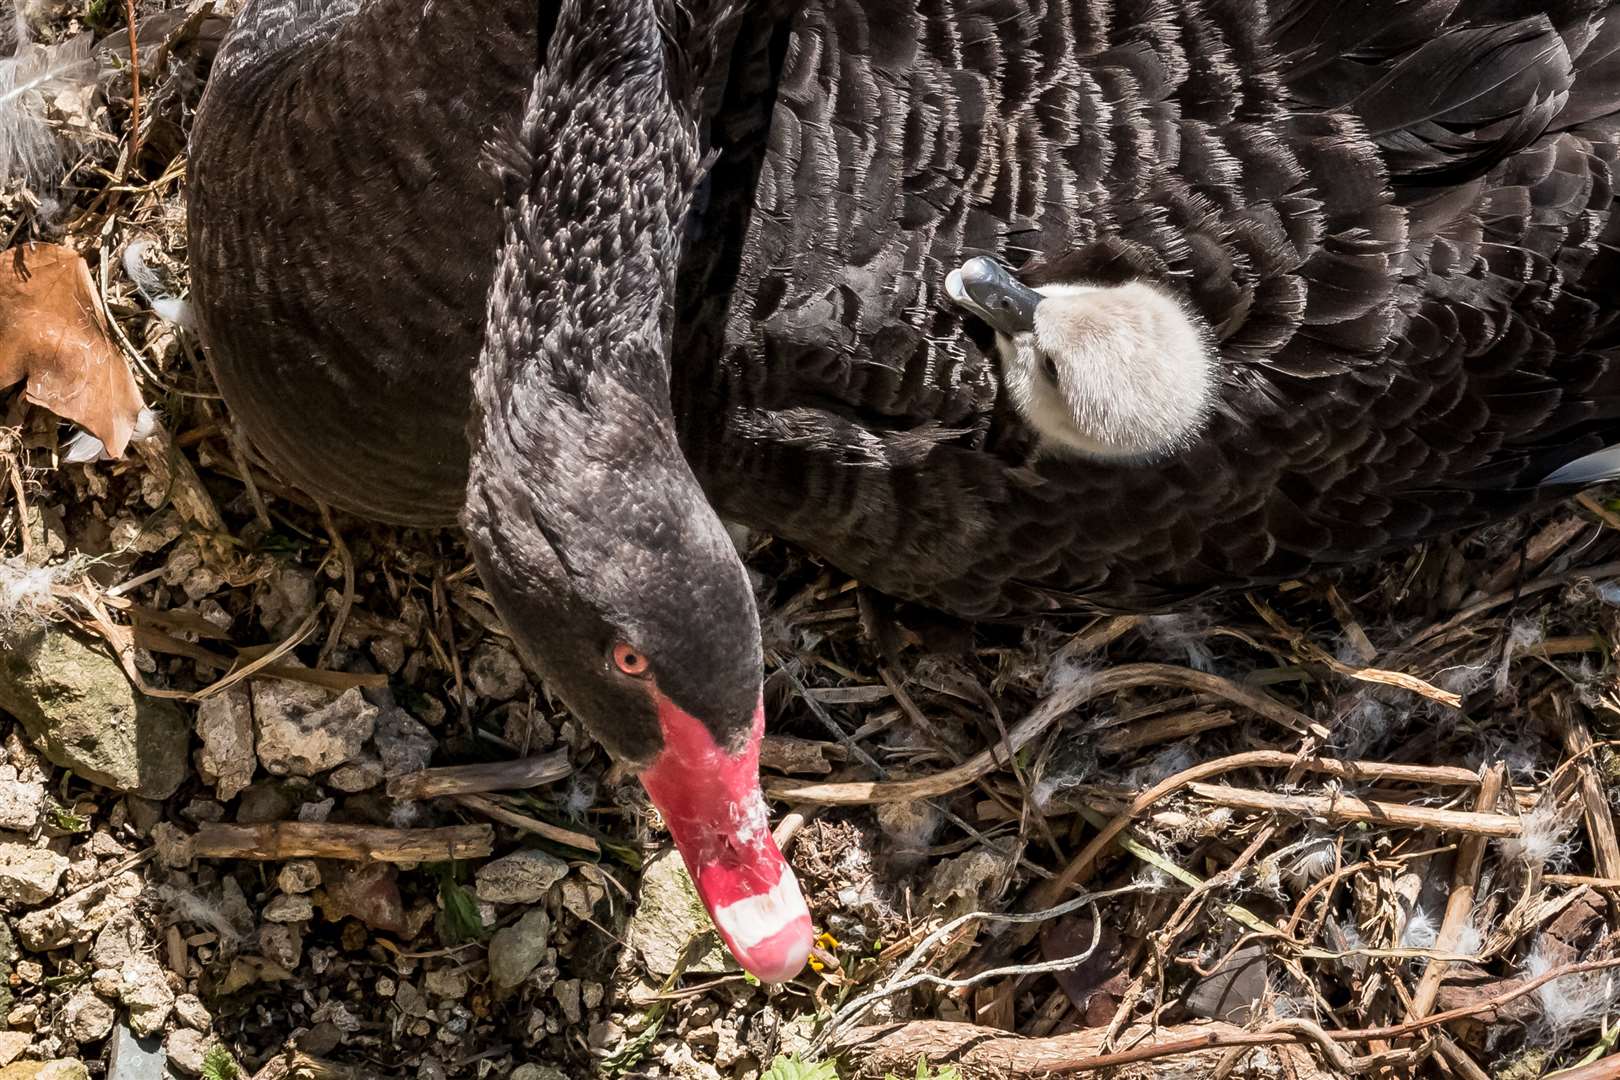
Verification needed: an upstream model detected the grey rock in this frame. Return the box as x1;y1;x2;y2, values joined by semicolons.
375;708;435;778
254;685;374;777
475;850;568;905
16;871;142;951
162;1030;215;1078
276;861;320;894
117;958;175;1037
258;568;315;638
0;776;43;833
62;985;114;1044
107;1025;171;1080
467;644;526;700
263;894;313;923
625;849;731;977
172;994;209;1032
487;908;551;990
325;757;383;793
510;1068;568;1080
194;687;255;801
0;843;68;904
0;628;190;799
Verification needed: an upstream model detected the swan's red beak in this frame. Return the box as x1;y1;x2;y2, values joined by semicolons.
638;696;812;983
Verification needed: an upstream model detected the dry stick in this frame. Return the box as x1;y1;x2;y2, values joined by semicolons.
1251;596;1462;708
1184;782;1521;838
1026;956;1620;1074
316;501;354;669
124;0;140;166
387;750;572;800
1404;560;1620;650
451;793;600;855
1406;763;1505;1025
192;822;493;863
767;664;1326;806
1553;710;1620;880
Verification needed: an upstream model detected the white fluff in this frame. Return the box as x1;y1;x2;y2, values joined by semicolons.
0;557;60;628
1400;904;1438;950
1525;937;1619;1049
1140;611;1217;672
1492;618;1545;699
0;20;97;194
996;281;1216;460
1500;803;1579;871
59;406;158;464
122;239;196;329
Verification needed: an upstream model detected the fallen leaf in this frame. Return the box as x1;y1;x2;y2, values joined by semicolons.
1;243;145;456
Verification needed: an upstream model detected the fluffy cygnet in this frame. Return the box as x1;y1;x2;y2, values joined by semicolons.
946;256;1217;460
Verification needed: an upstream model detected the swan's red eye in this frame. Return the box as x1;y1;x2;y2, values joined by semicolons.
612;642;650;677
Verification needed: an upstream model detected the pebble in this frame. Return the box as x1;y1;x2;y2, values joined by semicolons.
163;1029;216;1077
62;985;114;1043
0;1032;26;1067
194;687;255;801
511;1068;569;1080
423;966;468;1000
117;958;175;1037
326;758;383;793
276;861;321;894
552;979;581;1024
625;849;731;976
263;893;314;923
172;994;210;1031
475;850;568;904
0;1061;90;1080
0;777;43;833
254;685;376;777
467;644;527;700
375;707;435;777
488;908;551;990
0;844;68;904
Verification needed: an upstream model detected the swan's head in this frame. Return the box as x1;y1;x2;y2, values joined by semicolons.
947;257;1217;461
462;0;812;985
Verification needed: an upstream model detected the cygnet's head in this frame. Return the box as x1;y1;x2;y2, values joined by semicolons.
946;257;1217;461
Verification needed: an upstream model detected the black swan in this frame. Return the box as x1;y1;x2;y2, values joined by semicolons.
189;0;1620;983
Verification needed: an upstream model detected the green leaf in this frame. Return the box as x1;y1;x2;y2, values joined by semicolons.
200;1046;240;1080
431;863;486;946
760;1054;839;1080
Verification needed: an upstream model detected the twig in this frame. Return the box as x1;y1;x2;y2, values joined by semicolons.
192;822;493;863
1184;782;1521;838
1553;708;1620;880
124;0;140;167
387;751;572;800
767;664;1326;805
316;501;354;669
1407;763;1506;1021
451;793;600;855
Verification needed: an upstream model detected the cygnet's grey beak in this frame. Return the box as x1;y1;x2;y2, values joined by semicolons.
945;256;1041;336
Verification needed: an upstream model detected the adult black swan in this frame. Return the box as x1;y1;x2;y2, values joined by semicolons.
188;0;1620;981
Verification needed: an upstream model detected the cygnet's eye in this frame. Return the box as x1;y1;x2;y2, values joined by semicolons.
611;642;651;677
1041;353;1060;385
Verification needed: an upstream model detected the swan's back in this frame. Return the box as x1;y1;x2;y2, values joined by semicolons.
677;0;1620;615
187;0;538;524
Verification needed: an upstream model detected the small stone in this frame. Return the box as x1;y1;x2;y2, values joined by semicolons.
423;966;467;999
106;1025;167;1080
62;985;115;1044
318;862;405;933
234;782;296;824
276;861;321;894
583;981;603;1009
90;913;143;970
91;968;122;997
8;1004;39;1028
559;878;605;921
163;1029;215;1077
149;823;194;870
0;780;43;832
178;799;223;824
625;848;731;977
466;644;526;700
552;978;581;1024
369;636;406;675
0;1061;89;1080
194;686;255;801
259;568;315;638
296;798;334;824
374;707;434;778
0;843;68;904
487;908;551;990
0;1032;26;1066
118;958;175;1037
172;994;210;1031
474;849;568;904
510;1068;568;1080
254;686;375;777
0;628;191;799
258;923;303;971
264;893;314;924
375;976;396;998
587;1019;623;1051
393;980;431;1019
325;758;383;793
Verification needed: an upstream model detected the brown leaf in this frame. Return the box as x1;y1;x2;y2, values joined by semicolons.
1040;916;1131;1027
0;243;145;456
